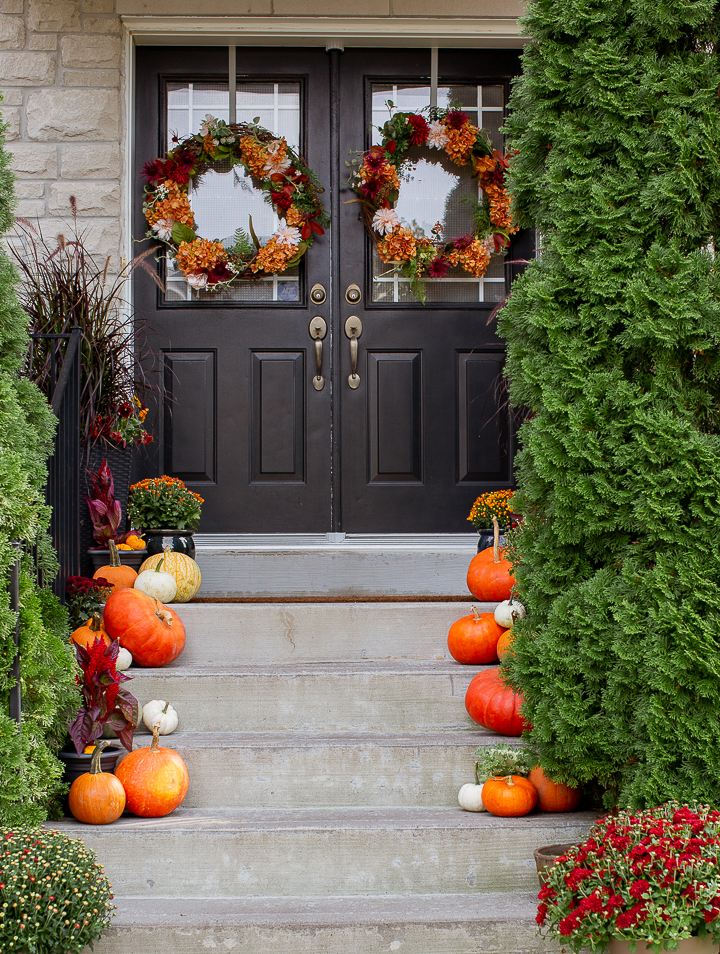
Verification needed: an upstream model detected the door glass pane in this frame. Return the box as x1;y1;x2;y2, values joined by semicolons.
164;81;301;304
370;84;506;304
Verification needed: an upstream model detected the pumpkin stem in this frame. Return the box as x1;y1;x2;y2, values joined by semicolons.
109;539;121;568
150;724;161;752
492;515;500;564
154;556;165;573
89;739;111;775
474;760;482;786
162;701;170;714
155;606;174;626
89;613;104;632
472;605;480;622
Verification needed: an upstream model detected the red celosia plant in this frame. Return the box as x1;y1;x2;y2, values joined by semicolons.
85;460;122;546
537;803;720;953
67;638;139;754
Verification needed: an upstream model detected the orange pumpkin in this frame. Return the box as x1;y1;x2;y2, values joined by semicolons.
496;628;514;660
481;774;538;817
93;540;138;592
68;740;127;825
103;588;185;667
115;725;189;817
527;766;581;812
467;546;516;601
447;607;504;665
465;666;529;736
70;614;110;649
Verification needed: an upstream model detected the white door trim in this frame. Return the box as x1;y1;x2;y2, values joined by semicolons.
122;15;524;48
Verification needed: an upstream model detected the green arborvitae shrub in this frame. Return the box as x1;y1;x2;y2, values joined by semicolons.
0;96;80;824
499;1;720;808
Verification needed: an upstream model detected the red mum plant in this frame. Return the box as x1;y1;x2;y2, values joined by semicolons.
67;637;139;754
538;803;720;953
65;575;112;629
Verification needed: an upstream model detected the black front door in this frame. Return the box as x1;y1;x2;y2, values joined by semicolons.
134;46;526;533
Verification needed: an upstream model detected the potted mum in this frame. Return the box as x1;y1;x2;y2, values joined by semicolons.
537;802;720;954
128;476;203;559
467;489;516;552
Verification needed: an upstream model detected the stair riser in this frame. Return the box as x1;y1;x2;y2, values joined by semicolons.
70;822;591;897
128;670;482;733
171;602;494;665
120;739;484;809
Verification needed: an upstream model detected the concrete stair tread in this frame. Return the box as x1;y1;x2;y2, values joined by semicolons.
109;892;541;925
132;729;520;746
137;661;493;675
55;805;597;833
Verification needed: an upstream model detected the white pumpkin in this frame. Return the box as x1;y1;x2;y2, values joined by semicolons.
142;699;179;735
458;782;487;812
139;548;201;603
134;556;178;603
494;596;526;629
115;646;133;671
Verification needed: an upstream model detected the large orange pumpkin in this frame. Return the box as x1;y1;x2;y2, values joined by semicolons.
68;740;126;825
481;775;538;817
103;588;186;667
527;766;581;812
467;546;516;602
447;607;504;665
115;725;189;817
465;666;528;736
70;614;110;649
93;541;138;592
496;628;514;660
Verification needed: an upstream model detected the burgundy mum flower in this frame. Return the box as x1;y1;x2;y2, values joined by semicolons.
364;147;387;170
206;263;234;285
142;159;168;183
446;110;468;129
427;256;449;278
454;233;474;251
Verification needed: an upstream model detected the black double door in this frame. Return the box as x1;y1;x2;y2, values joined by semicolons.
134;46;527;533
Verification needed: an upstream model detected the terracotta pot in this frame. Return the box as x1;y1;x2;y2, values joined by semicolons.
534;842;577;886
609;939;719;954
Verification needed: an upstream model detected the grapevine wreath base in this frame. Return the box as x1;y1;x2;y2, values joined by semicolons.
142;115;329;292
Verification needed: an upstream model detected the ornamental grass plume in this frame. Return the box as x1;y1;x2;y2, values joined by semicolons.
0;827;115;954
499;0;720;807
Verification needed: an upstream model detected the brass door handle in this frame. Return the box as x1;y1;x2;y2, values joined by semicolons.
309;316;327;391
345;316;363;389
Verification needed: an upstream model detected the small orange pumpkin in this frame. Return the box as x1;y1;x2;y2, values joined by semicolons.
68;740;127;825
527;766;581;812
481;774;538;817
467;516;516;602
496;628;514;660
93;540;138;592
447;607;504;665
70;614;110;649
114;724;189;817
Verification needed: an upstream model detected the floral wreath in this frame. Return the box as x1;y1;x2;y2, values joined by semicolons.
350;106;518;302
142;116;328;292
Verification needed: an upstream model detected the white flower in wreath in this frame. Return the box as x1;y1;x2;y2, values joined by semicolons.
372;208;401;236
263;140;292;176
273;226;302;247
151;217;174;242
185;271;209;289
427;120;449;149
199;113;215;137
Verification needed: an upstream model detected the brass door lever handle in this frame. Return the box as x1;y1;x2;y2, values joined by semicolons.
345;316;363;389
309;316;327;391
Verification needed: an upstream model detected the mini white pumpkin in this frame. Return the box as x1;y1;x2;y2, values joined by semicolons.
142;699;179;735
134;556;178;604
458;763;487;812
494;595;526;629
115;646;133;671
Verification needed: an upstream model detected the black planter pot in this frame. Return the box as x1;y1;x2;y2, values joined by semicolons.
88;548;147;573
58;746;124;787
144;530;196;561
477;529;507;553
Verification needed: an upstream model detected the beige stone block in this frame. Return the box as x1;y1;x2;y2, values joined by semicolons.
84;0;115;11
16;198;46;216
1;89;22;105
28;0;80;32
10;142;58;176
50;180;120;216
2;107;20;140
26;88;120;140
62;68;119;87
0;0;24;13
0;51;56;86
60;143;119;178
83;16;121;33
391;0;523;12
61;34;121;68
15;180;45;199
28;33;57;50
0;18;25;49
117;0;270;12
274;0;389;10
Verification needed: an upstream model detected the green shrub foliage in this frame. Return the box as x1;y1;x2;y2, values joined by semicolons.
500;0;720;808
0;97;79;823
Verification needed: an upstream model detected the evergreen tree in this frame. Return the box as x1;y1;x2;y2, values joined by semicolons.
0;96;79;824
500;0;720;807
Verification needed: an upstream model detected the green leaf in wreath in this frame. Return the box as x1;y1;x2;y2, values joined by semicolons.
286;242;308;267
248;215;261;250
171;222;197;245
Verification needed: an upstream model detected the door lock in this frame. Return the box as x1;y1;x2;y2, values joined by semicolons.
345;283;361;304
345;316;362;389
309;316;327;391
310;283;327;305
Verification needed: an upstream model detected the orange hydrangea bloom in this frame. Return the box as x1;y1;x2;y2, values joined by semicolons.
285;205;304;227
145;181;195;229
175;238;227;275
445;123;477;165
377;227;417;263
448;238;491;278
251;236;295;274
240;136;268;178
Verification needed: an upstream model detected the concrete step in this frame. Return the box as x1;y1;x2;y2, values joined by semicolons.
55;807;595;898
128;661;487;733
169;601;495;665
118;731;518;809
93;893;545;954
192;533;478;598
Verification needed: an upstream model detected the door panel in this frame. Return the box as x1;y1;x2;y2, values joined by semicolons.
457;352;508;483
251;352;305;483
163;350;216;482
367;352;423;484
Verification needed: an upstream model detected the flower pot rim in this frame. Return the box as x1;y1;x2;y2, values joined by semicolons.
59;744;124;757
143;528;195;534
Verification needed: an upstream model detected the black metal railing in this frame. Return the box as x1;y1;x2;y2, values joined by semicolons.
9;542;21;728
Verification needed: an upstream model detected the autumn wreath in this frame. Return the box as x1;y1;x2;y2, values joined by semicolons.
142;115;328;292
350;105;518;302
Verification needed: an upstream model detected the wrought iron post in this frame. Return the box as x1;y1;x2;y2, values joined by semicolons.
9;541;21;729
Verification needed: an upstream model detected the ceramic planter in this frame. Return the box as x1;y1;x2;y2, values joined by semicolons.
58;745;123;787
88;548;147;573
143;529;196;560
609;939;718;954
477;528;507;553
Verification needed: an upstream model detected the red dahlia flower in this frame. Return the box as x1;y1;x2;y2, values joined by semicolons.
447;110;468;129
407;114;429;145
